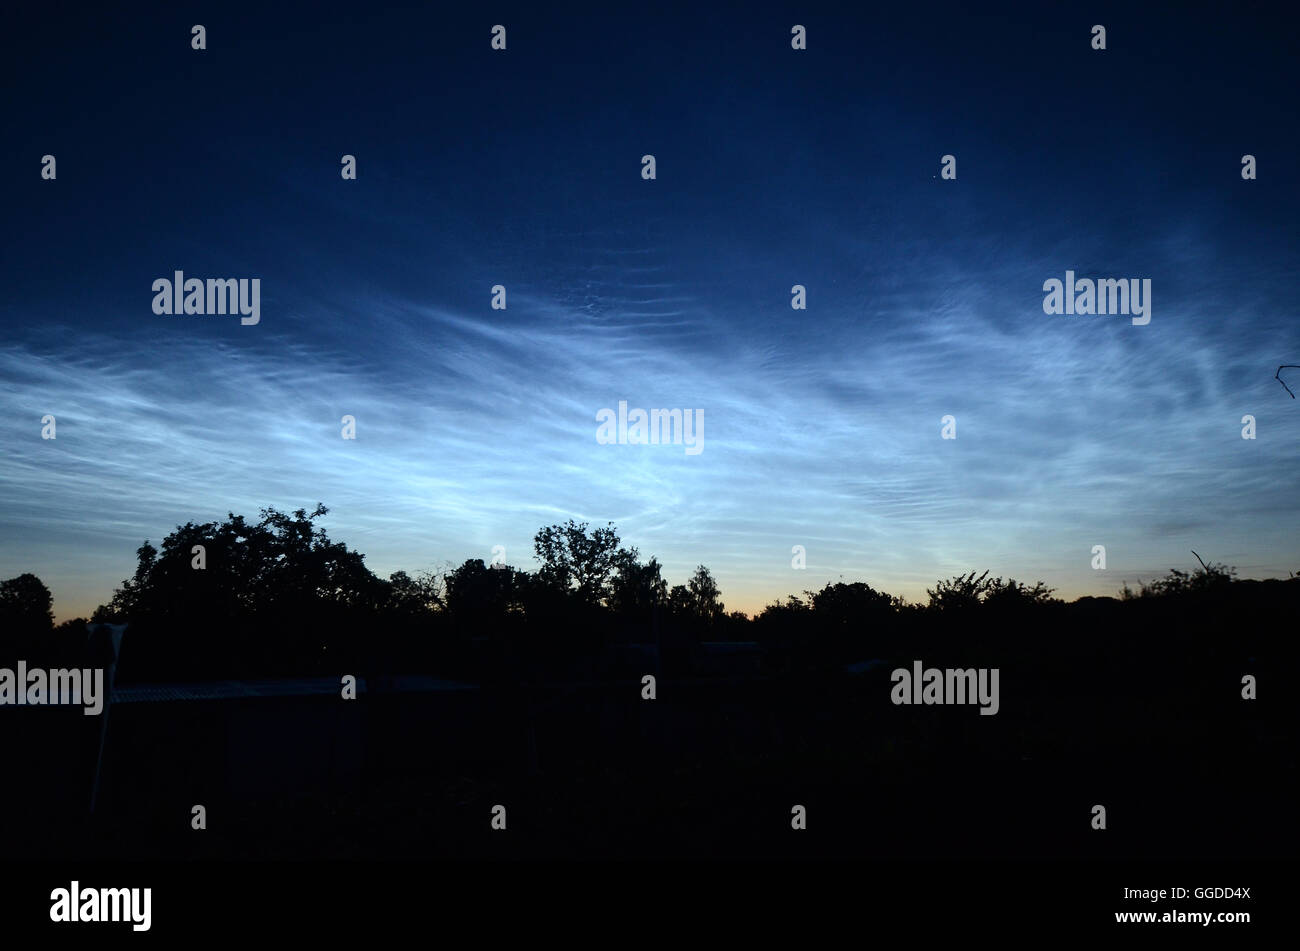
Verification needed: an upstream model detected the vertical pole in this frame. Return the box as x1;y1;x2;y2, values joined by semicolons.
89;625;123;814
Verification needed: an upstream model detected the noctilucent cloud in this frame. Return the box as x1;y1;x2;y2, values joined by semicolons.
2;4;1298;621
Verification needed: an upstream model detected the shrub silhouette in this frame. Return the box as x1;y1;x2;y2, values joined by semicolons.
1120;553;1238;599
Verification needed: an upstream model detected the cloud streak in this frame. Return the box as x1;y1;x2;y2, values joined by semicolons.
3;230;1297;622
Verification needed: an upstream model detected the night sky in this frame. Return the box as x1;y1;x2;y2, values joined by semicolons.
3;2;1297;621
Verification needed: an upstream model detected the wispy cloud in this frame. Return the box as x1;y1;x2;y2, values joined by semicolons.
3;223;1297;621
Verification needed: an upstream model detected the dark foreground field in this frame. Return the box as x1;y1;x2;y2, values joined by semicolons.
7;583;1294;862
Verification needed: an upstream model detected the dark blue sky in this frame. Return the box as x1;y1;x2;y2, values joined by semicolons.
3;1;1298;620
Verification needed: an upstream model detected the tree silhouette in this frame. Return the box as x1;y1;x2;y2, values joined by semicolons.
446;558;523;619
810;581;894;625
97;504;387;679
684;565;725;622
0;572;54;628
982;577;1058;609
924;571;1056;613
532;520;623;607
386;569;444;617
926;570;992;612
0;573;55;663
1120;552;1238;599
608;548;669;618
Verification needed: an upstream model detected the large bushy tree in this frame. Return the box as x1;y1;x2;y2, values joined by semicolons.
532;520;624;607
97;504;389;679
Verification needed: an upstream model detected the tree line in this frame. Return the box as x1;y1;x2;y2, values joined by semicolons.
0;503;1268;682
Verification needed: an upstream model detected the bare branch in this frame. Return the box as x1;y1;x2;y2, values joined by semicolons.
1276;365;1300;398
